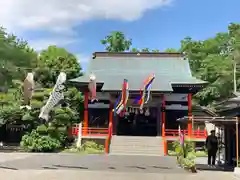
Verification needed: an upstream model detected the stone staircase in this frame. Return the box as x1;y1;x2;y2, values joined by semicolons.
0;143;22;152
110;136;164;156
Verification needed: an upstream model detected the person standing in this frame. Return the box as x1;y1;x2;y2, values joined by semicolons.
206;130;218;167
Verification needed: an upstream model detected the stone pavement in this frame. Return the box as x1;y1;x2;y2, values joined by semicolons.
0;153;236;180
0;169;236;180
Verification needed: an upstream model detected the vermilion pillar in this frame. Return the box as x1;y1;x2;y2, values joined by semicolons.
187;93;192;136
83;92;88;136
161;94;166;136
109;94;113;127
161;94;167;156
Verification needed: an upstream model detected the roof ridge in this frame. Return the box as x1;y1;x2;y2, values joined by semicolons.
93;52;184;58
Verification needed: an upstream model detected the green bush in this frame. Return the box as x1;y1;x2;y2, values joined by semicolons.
48;126;68;145
20;130;61;152
36;124;48;134
64;141;104;154
172;140;196;169
82;141;104;151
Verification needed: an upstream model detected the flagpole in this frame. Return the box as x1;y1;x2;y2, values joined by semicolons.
234;61;237;94
236;116;239;167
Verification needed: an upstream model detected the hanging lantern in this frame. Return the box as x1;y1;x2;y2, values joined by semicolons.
130;107;133;113
135;108;138;115
145;108;150;116
129;107;132;113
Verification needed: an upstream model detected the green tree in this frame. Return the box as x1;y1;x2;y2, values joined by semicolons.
164;48;178;53
141;48;150;52
131;48;140;52
36;46;82;87
101;31;132;52
0;27;37;87
0;27;83;152
180;23;240;106
131;48;160;53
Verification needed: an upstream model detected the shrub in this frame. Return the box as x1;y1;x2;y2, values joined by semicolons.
65;141;104;154
48;126;68;145
20;130;61;152
82;141;104;152
172;140;196;169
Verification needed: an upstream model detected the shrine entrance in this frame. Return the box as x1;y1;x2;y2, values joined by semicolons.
116;107;158;136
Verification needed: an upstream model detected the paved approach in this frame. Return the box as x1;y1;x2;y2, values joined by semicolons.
0;153;235;180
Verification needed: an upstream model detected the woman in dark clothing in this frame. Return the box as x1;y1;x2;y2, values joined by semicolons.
206;130;218;167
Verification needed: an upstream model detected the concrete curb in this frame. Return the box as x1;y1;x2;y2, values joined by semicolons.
233;167;240;179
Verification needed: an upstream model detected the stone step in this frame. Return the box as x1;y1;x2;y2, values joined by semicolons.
111;136;163;141
111;145;163;148
110;148;164;153
111;147;163;151
112;137;163;140
110;145;164;149
110;150;163;154
111;140;162;144
0;146;22;152
111;140;162;143
111;141;163;145
111;149;164;154
110;136;164;156
110;152;164;156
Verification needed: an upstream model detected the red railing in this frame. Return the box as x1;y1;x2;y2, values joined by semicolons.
165;129;207;138
71;125;108;136
105;122;113;153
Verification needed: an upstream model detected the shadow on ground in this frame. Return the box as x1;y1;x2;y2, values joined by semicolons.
53;165;89;169
0;154;187;173
0;165;18;170
196;164;234;172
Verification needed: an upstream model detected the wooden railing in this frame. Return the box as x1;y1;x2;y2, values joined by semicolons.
70;126;207;138
70;125;108;136
165;129;207;138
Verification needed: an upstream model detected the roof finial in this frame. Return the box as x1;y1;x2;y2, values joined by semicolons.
89;72;96;81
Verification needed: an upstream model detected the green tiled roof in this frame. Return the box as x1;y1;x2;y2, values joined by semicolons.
100;74;173;91
69;53;207;91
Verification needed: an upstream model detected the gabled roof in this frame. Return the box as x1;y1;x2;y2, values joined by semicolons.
70;52;207;91
192;105;218;117
214;92;240;114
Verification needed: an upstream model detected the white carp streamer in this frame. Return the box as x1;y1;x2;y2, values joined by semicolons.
39;72;66;121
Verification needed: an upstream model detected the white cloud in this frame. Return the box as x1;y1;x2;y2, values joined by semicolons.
0;0;173;34
0;0;173;65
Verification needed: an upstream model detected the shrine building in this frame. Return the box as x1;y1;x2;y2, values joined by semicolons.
69;52;208;155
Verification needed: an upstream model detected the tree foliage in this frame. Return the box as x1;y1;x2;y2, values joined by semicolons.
101;31;132;52
36;45;82;87
180;23;240;106
0;28;37;87
102;31;161;53
0;28;83;151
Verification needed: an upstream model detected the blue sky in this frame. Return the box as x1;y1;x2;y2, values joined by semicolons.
3;0;240;71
